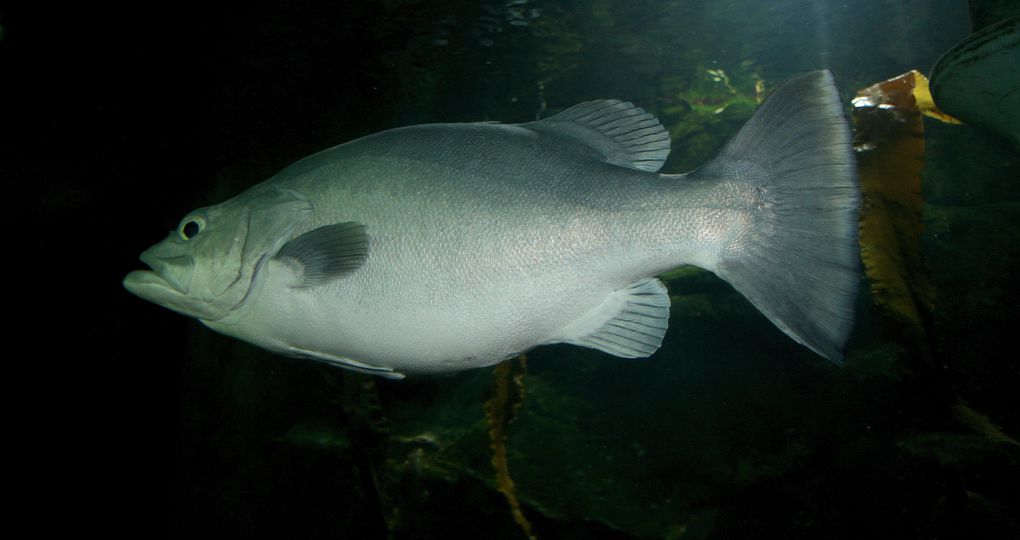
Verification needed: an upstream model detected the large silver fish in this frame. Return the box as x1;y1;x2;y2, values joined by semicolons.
124;70;859;379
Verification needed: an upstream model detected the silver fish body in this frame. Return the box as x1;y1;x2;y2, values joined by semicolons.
125;70;860;378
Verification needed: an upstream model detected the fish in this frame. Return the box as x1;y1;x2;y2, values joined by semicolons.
124;70;860;379
929;16;1019;146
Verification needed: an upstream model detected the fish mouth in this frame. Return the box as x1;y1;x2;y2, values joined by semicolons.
143;252;194;290
122;268;185;317
123;268;175;295
123;252;195;307
122;265;183;302
124;251;240;321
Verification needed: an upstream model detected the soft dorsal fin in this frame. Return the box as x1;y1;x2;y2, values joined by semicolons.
274;222;369;288
526;100;671;172
550;278;671;358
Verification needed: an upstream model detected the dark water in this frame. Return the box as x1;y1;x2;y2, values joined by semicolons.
8;1;1020;538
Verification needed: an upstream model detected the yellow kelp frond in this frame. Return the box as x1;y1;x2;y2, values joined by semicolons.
852;71;936;338
484;356;536;540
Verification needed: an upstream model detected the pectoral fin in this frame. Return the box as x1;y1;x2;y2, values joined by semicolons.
274;222;369;288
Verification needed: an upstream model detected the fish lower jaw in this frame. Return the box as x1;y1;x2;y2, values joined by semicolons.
123;269;177;297
124;270;232;321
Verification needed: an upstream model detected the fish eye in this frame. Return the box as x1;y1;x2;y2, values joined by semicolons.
178;217;206;240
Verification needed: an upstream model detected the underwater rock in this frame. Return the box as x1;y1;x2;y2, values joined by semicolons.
929;17;1020;146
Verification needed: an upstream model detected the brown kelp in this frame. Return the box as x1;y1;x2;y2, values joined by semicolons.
484;355;535;539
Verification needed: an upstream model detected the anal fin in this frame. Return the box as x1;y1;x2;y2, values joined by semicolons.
552;278;670;358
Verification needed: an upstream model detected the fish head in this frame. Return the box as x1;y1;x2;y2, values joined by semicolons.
124;187;313;321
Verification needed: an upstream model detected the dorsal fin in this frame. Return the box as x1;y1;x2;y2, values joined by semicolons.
526;99;671;172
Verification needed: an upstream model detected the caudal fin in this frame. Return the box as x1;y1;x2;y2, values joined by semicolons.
699;70;860;362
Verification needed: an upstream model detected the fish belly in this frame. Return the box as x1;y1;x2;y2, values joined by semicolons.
229;221;634;374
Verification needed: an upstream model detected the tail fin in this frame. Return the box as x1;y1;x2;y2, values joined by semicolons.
699;70;860;362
